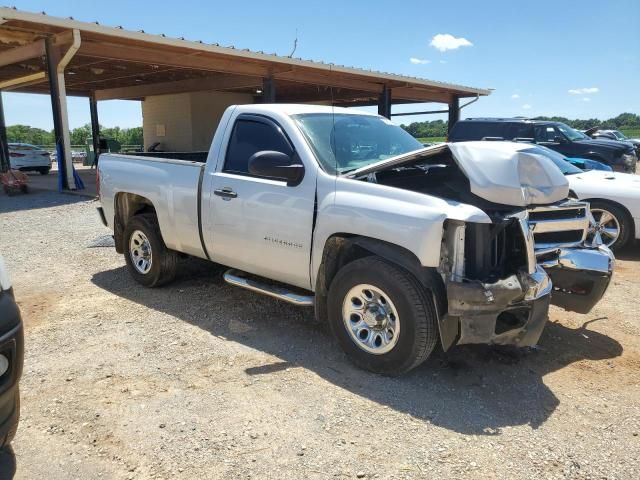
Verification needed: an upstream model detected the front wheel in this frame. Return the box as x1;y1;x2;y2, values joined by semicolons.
327;257;439;376
123;214;178;287
588;200;632;251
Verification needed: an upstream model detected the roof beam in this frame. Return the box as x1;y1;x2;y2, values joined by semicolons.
0;38;45;67
0;71;46;90
94;73;262;100
0;27;39;45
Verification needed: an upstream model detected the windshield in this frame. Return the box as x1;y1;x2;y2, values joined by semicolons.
293;113;423;174
524;145;583;175
555;123;588;141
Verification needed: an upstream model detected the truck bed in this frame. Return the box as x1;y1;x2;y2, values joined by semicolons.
98;153;208;259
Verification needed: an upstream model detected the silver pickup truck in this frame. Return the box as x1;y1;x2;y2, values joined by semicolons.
97;104;614;375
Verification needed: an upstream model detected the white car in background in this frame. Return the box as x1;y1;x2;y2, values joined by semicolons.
531;145;640;250
8;143;52;175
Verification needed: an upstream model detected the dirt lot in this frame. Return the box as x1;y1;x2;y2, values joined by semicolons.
1;189;639;479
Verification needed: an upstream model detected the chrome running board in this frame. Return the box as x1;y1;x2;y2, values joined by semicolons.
223;269;314;307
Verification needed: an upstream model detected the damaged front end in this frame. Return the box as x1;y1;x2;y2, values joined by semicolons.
529;201;615;314
438;200;614;351
350;141;614;351
438;215;552;350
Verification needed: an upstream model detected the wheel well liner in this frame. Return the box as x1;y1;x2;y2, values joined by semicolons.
113;192;156;254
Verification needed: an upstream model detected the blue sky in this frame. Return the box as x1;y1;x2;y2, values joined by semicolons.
3;0;639;130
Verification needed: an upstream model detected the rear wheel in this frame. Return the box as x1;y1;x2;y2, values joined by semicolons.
327;256;439;376
124;214;178;287
588;200;632;251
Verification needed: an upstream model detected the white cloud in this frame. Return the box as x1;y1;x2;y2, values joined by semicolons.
511;94;520;99
439;60;447;64
522;104;532;110
582;97;591;102
409;57;430;65
430;34;473;52
568;87;599;95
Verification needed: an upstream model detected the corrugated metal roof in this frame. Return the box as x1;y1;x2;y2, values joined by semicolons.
0;6;491;97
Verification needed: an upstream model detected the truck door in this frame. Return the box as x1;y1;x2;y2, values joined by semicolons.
206;114;316;290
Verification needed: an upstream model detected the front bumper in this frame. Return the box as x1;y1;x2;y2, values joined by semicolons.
439;202;614;351
445;266;552;349
538;245;614;314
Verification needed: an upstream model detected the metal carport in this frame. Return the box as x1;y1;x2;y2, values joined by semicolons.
0;7;490;190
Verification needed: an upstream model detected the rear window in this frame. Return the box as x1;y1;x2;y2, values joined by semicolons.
449;122;533;142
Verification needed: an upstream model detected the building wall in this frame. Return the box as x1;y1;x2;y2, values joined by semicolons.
142;92;192;152
190;91;254;151
142;90;254;152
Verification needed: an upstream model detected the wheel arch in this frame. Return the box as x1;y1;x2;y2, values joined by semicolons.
314;234;446;326
113;192;157;254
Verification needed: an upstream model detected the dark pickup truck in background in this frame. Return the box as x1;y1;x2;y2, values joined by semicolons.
449;118;638;173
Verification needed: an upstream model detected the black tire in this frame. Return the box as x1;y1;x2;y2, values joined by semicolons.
123;213;178;287
327;256;439;376
39;168;50;175
589;200;632;251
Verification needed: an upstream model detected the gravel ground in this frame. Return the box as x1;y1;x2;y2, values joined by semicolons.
0;189;639;479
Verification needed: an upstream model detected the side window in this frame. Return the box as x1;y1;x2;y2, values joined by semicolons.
534;126;558;142
506;123;534;140
224;119;293;175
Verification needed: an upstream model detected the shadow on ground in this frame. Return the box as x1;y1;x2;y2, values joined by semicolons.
0;189;91;214
0;446;16;479
92;258;623;435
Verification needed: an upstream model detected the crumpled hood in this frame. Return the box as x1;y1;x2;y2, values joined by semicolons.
448;142;569;206
347;142;570;207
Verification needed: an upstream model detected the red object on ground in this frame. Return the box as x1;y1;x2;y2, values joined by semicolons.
0;169;29;195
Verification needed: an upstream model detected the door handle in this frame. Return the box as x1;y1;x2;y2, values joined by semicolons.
214;187;238;199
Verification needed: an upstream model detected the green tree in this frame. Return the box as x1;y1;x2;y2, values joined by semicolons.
70;124;92;145
6;125;54;145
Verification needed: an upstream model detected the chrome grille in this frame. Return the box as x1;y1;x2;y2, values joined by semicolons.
528;201;589;249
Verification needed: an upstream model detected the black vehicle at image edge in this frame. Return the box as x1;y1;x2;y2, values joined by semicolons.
0;257;24;449
448;118;638;173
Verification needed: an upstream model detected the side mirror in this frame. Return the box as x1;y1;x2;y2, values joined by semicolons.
248;150;305;186
553;135;567;144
